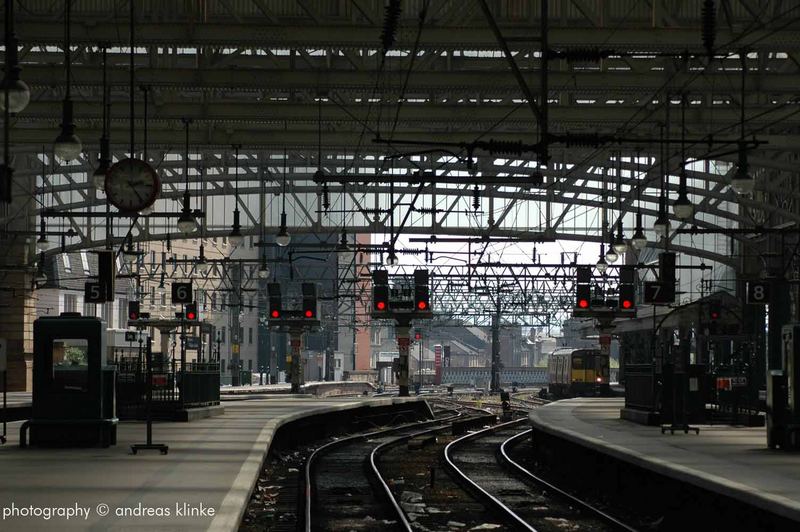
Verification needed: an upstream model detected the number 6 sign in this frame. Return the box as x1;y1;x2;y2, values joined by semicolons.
172;282;193;304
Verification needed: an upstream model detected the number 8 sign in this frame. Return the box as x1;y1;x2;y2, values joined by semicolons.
172;282;193;304
746;281;770;305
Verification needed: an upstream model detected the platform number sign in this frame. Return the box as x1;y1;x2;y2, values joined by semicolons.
643;281;675;304
746;281;771;305
84;281;106;303
171;282;193;304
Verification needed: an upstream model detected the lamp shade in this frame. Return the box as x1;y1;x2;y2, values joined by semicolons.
275;231;291;247
596;256;608;274
228;231;244;247
92;167;107;191
653;214;670;238
36;234;49;251
0;78;30;114
631;229;647;251
731;172;755;195
673;193;694;219
123;251;138;265
177;211;197;235
54;131;82;161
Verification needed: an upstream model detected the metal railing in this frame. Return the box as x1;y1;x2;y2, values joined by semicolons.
114;359;220;419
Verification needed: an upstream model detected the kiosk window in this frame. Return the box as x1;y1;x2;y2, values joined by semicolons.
52;339;89;392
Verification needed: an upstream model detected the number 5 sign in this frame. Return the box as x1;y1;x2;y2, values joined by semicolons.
172;282;193;304
84;281;106;303
746;281;771;305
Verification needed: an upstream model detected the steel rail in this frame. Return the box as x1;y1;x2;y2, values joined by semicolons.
303;410;462;532
443;418;536;531
499;429;638;532
368;421;462;532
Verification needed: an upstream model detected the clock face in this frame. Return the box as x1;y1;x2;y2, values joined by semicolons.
104;158;161;213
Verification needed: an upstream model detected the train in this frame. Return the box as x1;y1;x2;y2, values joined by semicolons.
546;347;611;397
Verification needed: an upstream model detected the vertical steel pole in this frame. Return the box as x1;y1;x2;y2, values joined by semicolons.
397;325;410;397
290;329;303;394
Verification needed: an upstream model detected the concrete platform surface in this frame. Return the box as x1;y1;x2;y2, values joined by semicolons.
0;391;32;407
0;395;426;531
530;398;800;522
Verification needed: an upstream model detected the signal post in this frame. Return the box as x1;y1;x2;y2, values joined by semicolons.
395;323;412;396
288;330;304;393
266;283;320;394
372;269;432;397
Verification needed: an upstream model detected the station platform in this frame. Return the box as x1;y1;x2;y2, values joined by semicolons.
0;395;429;530
0;391;32;422
529;398;800;524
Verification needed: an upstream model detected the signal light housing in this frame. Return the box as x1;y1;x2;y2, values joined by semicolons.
301;282;317;319
619;283;636;312
128;300;140;321
185;301;198;321
576;284;591;309
709;302;721;321
373;284;389;312
414;284;430;312
268;283;282;320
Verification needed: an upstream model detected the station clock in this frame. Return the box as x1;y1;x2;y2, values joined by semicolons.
104;157;160;213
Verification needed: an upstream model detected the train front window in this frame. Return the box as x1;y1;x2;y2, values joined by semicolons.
572;357;584;369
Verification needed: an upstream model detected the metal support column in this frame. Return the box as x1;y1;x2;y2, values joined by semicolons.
396;325;411;397
179;320;186;410
289;328;303;394
491;312;501;394
769;279;791;372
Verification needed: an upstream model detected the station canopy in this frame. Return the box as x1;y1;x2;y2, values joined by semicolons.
3;0;799;327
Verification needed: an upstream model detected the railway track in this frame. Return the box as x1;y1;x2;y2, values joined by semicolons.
444;419;637;532
304;409;465;531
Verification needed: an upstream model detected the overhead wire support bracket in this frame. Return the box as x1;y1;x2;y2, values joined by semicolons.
476;0;543;127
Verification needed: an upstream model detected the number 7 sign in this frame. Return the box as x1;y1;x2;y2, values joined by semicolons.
644;281;675;304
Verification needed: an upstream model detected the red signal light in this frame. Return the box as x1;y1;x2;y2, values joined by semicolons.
376;301;386;310
417;300;427;310
129;312;138;320
304;309;313;318
271;309;280;318
711;311;719;320
578;299;589;309
186;311;196;320
621;300;632;309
